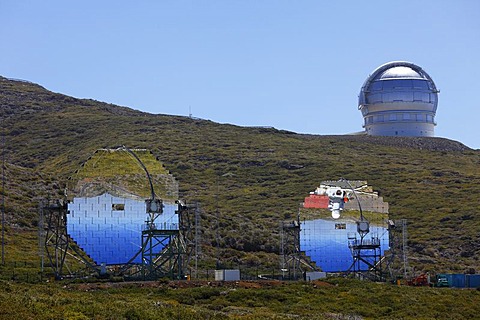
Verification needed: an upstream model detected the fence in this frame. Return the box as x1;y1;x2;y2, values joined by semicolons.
0;261;44;283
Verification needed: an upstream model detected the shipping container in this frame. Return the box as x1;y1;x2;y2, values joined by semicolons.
466;274;480;288
438;274;466;288
451;274;466;288
438;274;452;287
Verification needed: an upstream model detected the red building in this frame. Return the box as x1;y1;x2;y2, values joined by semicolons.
303;194;329;208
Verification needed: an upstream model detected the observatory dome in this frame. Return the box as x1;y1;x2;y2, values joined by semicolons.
358;61;438;137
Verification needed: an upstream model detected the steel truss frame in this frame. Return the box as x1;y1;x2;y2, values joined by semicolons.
348;235;383;281
280;213;318;280
39;200;99;279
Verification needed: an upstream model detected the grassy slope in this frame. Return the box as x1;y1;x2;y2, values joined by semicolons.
0;279;479;320
1;76;480;275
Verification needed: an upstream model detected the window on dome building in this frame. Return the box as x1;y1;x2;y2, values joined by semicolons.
412;80;428;89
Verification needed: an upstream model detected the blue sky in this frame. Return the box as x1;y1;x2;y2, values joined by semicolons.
1;1;479;149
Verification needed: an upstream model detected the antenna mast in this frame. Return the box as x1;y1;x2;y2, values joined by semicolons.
2;113;5;265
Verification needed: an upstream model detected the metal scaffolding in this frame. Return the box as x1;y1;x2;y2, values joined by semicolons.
280;209;318;280
347;231;383;280
39;200;69;279
280;220;301;280
138;200;198;280
39;199;98;279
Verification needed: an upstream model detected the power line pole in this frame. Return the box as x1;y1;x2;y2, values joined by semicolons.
402;219;408;280
2;113;5;265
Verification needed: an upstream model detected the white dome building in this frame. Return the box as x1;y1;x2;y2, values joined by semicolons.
358;61;439;137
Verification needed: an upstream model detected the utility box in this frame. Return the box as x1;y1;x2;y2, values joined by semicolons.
215;269;240;281
305;271;327;281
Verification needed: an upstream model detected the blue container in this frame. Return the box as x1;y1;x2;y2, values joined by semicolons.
437;274;466;288
466;275;480;288
451;274;466;288
437;274;452;287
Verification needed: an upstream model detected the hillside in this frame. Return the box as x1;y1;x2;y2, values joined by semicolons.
1;75;479;274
